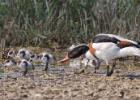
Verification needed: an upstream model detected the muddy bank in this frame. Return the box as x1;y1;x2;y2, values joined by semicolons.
0;47;140;100
0;64;140;100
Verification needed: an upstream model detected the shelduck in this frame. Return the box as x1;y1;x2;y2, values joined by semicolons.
3;58;34;76
58;41;140;76
18;59;34;76
40;52;56;71
59;43;101;72
85;41;140;76
83;33;140;71
4;59;17;67
16;48;32;60
90;33;140;69
7;49;17;59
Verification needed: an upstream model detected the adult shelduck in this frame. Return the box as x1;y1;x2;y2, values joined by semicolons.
91;33;140;69
58;41;140;76
59;33;140;73
84;33;140;71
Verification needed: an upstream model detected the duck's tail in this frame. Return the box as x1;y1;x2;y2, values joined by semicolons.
117;47;140;58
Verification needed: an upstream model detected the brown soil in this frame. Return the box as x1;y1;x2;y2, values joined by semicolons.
0;48;140;100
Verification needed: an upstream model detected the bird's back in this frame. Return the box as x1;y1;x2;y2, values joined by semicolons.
92;42;120;61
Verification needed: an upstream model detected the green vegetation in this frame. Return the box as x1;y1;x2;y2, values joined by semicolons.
0;0;140;47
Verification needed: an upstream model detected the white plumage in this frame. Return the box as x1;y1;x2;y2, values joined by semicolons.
39;52;55;71
84;42;140;76
18;59;34;76
16;48;32;60
7;49;16;59
86;42;140;63
18;59;33;68
4;59;17;67
40;52;55;63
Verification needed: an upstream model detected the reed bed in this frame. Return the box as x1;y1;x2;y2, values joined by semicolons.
0;0;140;47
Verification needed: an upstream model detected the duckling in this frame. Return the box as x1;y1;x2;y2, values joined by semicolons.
18;59;34;76
16;48;32;60
3;59;17;67
7;48;17;59
40;52;56;71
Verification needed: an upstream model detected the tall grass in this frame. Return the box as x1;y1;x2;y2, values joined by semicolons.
0;0;140;47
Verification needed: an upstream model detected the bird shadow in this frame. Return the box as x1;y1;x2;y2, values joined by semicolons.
120;72;140;79
93;70;140;79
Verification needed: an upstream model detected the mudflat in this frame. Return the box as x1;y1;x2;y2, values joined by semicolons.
0;47;140;100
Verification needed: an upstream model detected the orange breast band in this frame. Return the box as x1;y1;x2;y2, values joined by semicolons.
88;42;96;55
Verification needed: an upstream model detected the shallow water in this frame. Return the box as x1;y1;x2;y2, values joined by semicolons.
0;72;6;79
0;59;140;79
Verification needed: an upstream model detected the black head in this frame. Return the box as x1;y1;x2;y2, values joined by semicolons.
58;44;89;63
23;61;28;67
44;54;50;60
20;51;26;57
68;45;89;58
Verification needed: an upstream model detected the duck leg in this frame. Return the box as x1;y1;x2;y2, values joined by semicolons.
32;64;35;70
23;66;28;76
106;61;116;76
109;61;116;76
106;65;111;76
94;61;98;73
94;59;101;73
44;62;49;71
